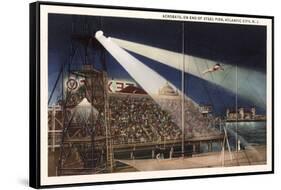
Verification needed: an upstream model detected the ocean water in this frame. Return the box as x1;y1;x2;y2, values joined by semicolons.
225;121;266;150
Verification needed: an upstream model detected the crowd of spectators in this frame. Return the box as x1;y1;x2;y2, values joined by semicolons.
109;94;221;145
109;95;181;144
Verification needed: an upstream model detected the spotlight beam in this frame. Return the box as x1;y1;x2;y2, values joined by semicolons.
95;31;182;97
111;38;266;109
95;30;200;129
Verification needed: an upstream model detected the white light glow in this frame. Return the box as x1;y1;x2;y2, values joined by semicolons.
95;30;104;38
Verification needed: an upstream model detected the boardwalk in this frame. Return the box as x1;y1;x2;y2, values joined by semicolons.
117;145;266;171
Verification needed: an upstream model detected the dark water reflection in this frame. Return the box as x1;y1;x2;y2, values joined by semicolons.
226;121;266;150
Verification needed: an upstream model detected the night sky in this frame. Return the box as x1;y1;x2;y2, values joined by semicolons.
48;14;267;115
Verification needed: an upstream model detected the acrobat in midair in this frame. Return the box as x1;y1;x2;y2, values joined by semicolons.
202;63;224;75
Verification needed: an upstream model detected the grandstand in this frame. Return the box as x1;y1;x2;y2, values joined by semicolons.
108;83;221;146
